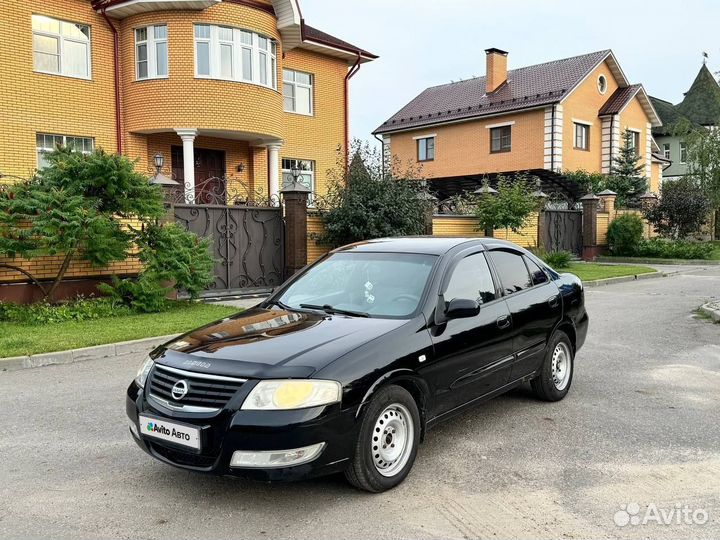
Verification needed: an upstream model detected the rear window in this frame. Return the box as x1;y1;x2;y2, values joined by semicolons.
489;250;532;295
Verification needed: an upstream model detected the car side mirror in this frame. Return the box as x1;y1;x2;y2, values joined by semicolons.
445;298;480;319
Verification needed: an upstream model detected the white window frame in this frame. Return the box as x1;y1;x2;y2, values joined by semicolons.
32;14;91;80
283;69;314;116
194;24;277;90
663;142;671;160
282;158;315;196
680;142;687;164
573;122;590;150
135;24;168;80
36;133;94;169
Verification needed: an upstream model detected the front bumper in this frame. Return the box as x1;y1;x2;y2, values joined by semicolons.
126;382;359;482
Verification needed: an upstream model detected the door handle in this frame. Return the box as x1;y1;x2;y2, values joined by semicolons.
547;295;560;308
496;315;511;329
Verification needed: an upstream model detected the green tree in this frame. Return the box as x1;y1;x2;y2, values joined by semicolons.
0;147;213;304
643;176;711;239
607;129;648;207
474;175;538;239
318;141;430;248
678;119;720;239
564;169;606;195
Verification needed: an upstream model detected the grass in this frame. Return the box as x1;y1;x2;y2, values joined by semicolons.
711;241;720;260
562;262;656;282
0;301;239;358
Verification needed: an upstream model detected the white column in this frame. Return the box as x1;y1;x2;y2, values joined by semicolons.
267;143;282;204
175;128;198;203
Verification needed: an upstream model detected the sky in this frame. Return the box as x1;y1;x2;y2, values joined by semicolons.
300;0;720;145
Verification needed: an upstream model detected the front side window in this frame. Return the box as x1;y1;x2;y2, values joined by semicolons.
444;253;496;306
194;24;276;89
283;69;313;115
135;25;168;80
626;130;641;154
489;250;532;295
32;15;90;79
417;137;435;161
277;252;438;318
36;133;94;169
490;126;512;153
282;158;314;193
574;122;589;150
680;142;687;163
663;143;671;160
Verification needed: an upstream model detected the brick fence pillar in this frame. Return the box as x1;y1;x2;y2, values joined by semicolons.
281;183;310;279
580;193;600;261
597;189;617;215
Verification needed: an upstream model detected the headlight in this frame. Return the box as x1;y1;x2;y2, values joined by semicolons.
241;379;341;410
135;357;154;388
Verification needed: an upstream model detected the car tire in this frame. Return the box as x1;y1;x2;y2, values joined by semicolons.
531;330;574;402
345;385;421;493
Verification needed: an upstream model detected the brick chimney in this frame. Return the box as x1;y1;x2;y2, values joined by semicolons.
485;48;508;94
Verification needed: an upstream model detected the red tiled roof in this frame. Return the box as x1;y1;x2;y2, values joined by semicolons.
598;84;642;115
374;50;612;135
302;24;377;59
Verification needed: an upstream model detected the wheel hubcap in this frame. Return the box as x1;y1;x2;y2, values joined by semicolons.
371;403;414;477
551;342;572;391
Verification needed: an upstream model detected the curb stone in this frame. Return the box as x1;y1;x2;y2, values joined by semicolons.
597;256;720;266
0;334;178;373
583;271;667;288
699;302;720;323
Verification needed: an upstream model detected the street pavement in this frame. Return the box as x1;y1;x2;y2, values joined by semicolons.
1;266;719;539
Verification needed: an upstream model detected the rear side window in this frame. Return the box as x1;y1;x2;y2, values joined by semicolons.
524;256;549;285
444;253;496;305
489;250;532;295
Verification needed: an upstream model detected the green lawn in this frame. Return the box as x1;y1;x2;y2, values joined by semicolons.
712;241;720;260
0;301;238;358
563;262;656;282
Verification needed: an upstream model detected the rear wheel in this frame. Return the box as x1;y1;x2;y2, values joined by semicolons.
531;330;574;401
345;385;420;492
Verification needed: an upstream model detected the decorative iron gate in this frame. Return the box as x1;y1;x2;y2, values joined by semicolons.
171;177;284;296
541;209;583;256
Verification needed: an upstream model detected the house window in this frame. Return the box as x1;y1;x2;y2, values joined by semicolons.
490;126;512;153
417;137;435;161
36;133;93;169
663;143;671;160
194;24;277;90
574;122;590;150
283;69;313;115
135;25;167;80
680;142;687;163
626;130;641;154
597;74;608;94
282;158;315;193
32;15;91;79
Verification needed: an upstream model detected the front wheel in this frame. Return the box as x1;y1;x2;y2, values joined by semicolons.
531;330;574;401
345;385;420;492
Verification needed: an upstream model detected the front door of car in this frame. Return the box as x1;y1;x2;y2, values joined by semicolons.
487;249;562;381
425;251;514;416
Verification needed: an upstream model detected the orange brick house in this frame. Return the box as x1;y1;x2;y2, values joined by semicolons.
374;48;663;200
0;0;375;298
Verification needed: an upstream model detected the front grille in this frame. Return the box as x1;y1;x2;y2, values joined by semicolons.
148;363;246;411
150;442;217;469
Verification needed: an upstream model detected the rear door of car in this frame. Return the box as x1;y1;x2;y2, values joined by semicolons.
487;249;562;382
426;249;514;415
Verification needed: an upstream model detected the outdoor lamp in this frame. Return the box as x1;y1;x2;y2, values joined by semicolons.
473;180;498;196
290;164;302;185
153;152;164;172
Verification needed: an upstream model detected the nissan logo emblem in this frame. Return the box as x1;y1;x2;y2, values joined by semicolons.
171;380;190;400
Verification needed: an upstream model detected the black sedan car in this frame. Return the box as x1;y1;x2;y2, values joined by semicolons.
127;237;588;492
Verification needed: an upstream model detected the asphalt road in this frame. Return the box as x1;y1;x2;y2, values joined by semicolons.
1;266;719;540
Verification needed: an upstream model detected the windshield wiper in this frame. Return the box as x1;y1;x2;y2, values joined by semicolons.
264;299;293;310
299;303;370;318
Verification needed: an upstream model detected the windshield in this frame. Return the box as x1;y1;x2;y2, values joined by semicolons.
276;252;438;318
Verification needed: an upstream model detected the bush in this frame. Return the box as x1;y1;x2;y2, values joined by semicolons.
0;297;130;325
542;250;573;269
635;238;714;260
98;274;170;313
474;175;539;236
643;177;711;239
606;213;644;255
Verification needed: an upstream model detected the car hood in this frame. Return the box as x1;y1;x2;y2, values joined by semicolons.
153;307;407;378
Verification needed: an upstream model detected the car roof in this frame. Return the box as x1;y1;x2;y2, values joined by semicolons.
331;236;508;256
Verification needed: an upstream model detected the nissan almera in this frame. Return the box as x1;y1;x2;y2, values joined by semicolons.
127;237;588;492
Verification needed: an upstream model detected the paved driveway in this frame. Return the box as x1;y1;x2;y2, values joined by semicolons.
1;267;719;539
